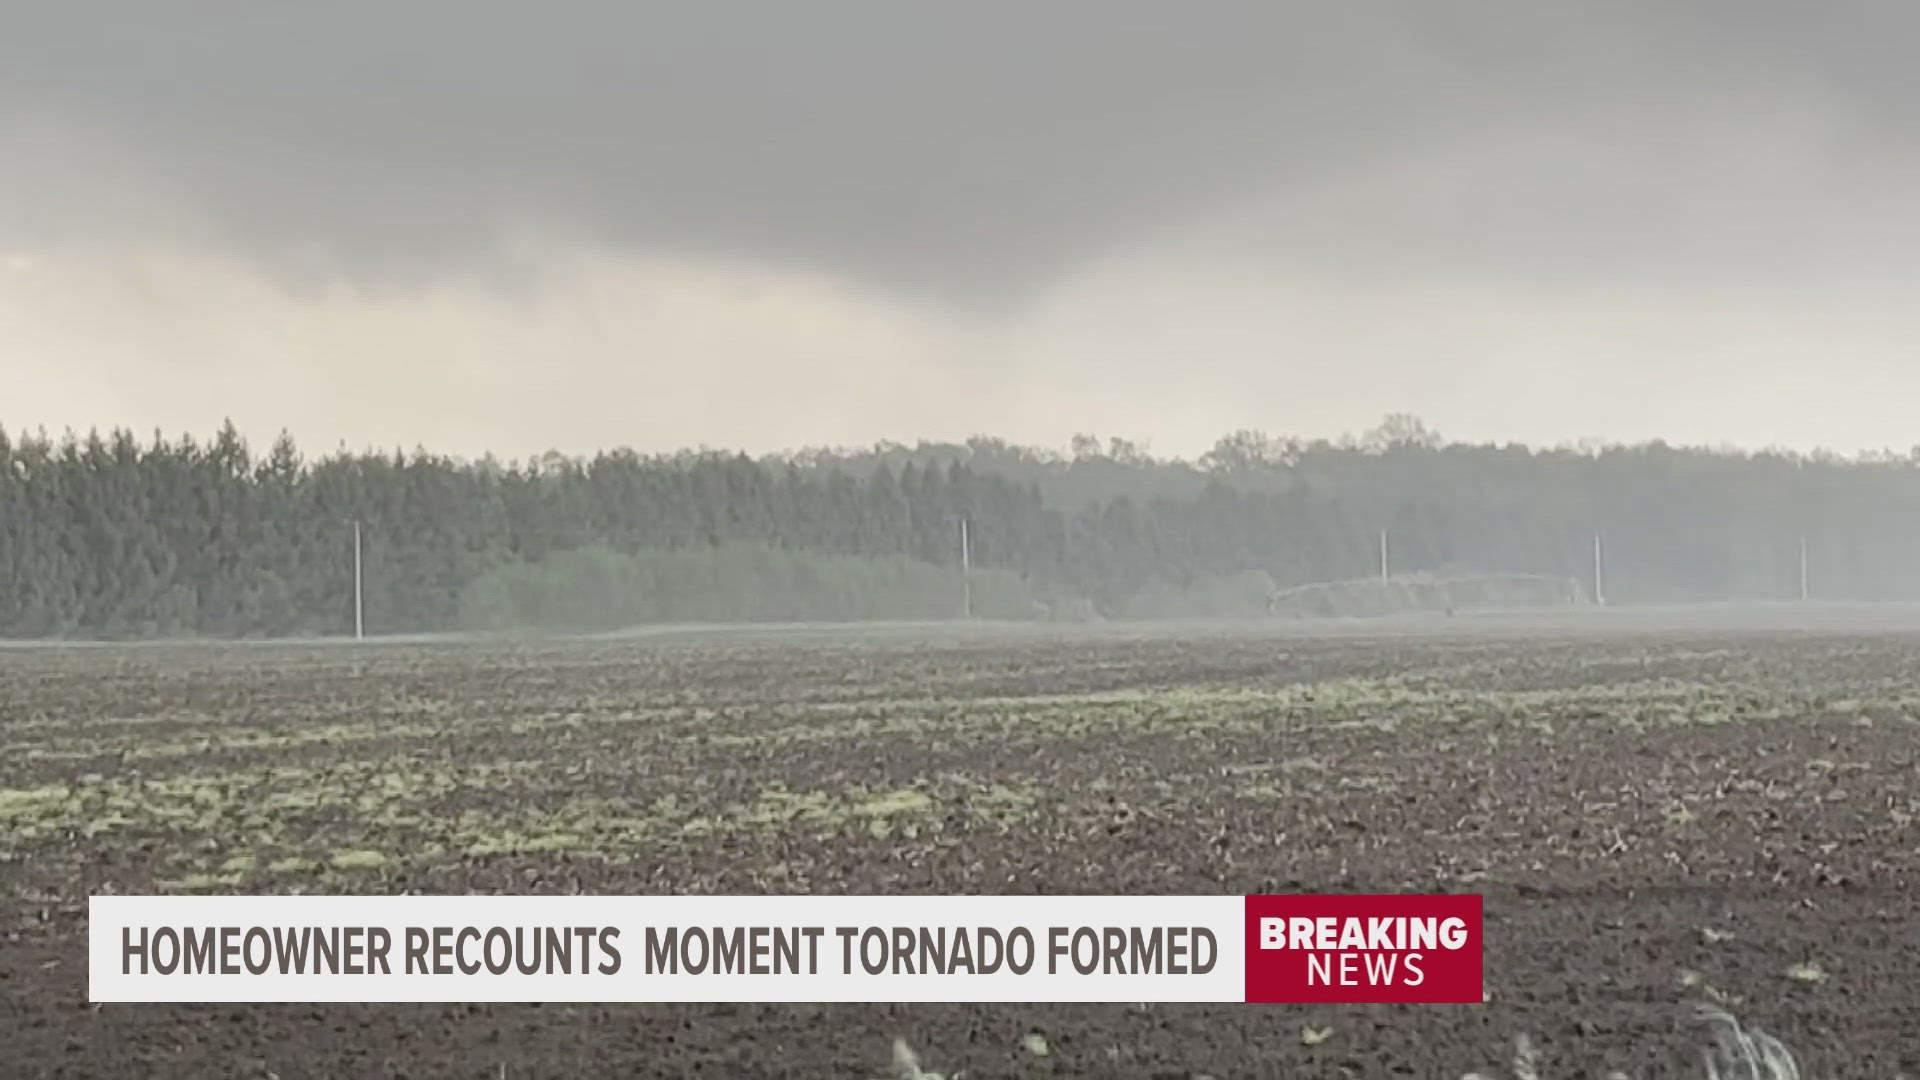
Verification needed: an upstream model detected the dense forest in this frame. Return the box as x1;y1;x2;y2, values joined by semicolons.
3;415;1920;637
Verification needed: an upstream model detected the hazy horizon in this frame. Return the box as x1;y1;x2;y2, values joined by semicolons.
8;413;1920;468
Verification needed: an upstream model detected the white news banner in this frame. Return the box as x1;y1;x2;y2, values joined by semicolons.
91;895;1246;1003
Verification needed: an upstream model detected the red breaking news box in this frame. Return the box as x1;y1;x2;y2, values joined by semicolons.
1242;894;1484;1004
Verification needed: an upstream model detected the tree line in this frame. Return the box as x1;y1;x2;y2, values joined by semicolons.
3;417;1919;637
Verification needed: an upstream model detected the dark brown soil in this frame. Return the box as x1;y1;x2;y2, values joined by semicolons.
2;623;1916;1077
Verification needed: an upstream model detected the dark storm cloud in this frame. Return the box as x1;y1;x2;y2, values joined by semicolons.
11;1;1920;302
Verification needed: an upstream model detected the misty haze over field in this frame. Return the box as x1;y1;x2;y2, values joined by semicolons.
8;2;1920;459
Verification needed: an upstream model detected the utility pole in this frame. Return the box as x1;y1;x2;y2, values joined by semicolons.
1593;531;1606;607
353;519;364;640
1799;534;1809;601
1379;529;1389;583
959;517;973;619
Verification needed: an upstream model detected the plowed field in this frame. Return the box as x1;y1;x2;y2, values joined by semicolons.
3;619;1916;1077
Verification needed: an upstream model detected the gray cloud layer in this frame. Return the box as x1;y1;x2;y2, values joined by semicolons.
9;2;1917;297
7;2;1920;457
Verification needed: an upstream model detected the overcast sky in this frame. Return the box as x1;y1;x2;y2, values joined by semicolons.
7;1;1920;460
